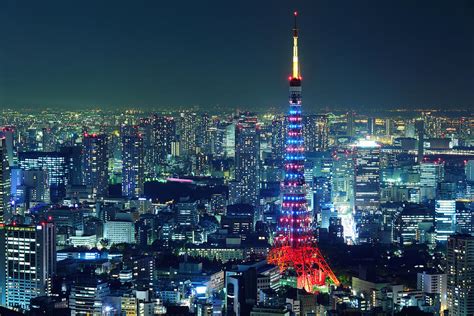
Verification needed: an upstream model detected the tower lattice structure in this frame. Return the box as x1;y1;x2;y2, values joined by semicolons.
267;11;340;292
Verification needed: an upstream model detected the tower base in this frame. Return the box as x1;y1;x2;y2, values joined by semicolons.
268;245;340;293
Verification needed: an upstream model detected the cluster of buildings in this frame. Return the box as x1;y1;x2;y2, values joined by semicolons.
0;14;473;316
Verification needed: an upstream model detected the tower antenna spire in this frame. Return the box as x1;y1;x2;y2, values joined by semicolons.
292;11;300;79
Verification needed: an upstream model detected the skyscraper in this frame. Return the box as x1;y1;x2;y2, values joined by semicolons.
303;115;329;152
1;127;15;167
235;115;260;206
0;221;56;310
152;115;175;164
447;234;474;316
268;12;339;292
353;140;381;214
83;133;109;198
0;138;10;223
121;125;144;198
178;112;197;157
271;115;286;161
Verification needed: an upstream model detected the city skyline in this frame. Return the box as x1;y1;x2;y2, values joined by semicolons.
0;4;473;316
1;0;473;110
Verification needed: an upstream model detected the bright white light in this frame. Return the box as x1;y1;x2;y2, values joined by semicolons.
353;139;380;148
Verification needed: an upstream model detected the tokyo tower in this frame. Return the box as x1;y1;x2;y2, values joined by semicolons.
267;11;340;292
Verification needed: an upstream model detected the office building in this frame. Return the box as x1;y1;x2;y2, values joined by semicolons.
18;151;68;203
104;220;135;245
353;140;381;214
0;222;56;310
69;278;110;316
435;200;456;243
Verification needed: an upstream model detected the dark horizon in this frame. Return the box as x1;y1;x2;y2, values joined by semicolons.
0;0;473;110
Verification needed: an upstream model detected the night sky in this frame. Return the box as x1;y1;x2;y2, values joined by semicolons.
0;0;472;111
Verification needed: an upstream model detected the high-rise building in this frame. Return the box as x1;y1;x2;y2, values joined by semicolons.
224;123;236;158
271;115;286;161
346;111;356;138
367;117;376;136
415;119;425;164
303;115;329;152
0;138;10;223
83;133;109;198
178;112;197;156
151;115;175;164
353;140;381;214
0;221;56;310
446;234;474;316
435;200;456;243
18;151;68;203
235;115;260;206
1;127;15;167
121;126;144;198
419;161;444;201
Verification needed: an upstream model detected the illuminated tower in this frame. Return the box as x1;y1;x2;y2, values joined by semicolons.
268;12;340;292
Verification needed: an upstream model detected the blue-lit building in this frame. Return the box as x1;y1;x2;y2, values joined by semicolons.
18;151;69;203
